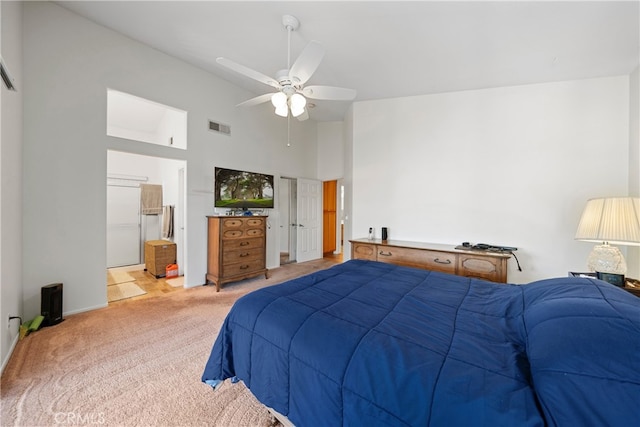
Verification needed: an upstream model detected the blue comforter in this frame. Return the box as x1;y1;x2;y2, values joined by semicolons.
202;260;640;426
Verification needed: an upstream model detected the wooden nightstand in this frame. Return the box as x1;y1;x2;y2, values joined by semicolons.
622;278;640;297
569;272;640;297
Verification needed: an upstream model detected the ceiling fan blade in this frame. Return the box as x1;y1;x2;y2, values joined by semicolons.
289;41;325;86
302;85;357;101
216;57;281;90
236;93;274;108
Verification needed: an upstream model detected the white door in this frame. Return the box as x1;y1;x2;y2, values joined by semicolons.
296;178;322;262
107;185;140;267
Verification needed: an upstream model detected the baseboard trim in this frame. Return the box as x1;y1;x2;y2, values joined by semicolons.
63;303;108;317
1;333;20;375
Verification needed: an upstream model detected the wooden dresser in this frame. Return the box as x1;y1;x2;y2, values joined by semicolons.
206;216;268;291
350;238;510;283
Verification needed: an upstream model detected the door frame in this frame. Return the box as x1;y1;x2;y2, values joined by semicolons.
106;151;187;282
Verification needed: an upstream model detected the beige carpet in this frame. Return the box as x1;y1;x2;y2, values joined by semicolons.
106;270;135;286
107;281;147;302
1;258;338;427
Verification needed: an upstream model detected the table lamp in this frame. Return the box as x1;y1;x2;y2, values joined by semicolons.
575;197;640;285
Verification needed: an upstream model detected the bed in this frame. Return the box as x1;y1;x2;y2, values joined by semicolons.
202;259;640;426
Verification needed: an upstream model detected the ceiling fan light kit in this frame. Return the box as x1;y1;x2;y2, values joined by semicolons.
216;14;356;123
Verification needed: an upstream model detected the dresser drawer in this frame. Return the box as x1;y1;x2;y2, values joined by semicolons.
351;242;377;260
222;219;265;239
458;254;506;282
377;246;457;274
223;237;264;251
223;247;265;265
222;218;245;229
222;258;265;277
245;227;264;238
222;228;265;239
245;218;265;228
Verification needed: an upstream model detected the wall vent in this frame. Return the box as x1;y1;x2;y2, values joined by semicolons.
208;120;231;136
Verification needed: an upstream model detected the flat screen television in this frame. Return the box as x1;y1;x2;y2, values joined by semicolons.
214;167;274;209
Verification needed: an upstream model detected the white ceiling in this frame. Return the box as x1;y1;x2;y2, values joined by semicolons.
56;1;640;122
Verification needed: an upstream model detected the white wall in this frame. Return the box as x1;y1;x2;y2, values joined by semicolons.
317;121;344;180
0;0;23;370
21;2;318;319
345;77;630;284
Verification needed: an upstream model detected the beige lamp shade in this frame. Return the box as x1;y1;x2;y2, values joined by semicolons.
575;197;640;245
575;197;640;274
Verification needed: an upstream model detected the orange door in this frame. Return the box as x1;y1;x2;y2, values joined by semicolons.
323;180;337;254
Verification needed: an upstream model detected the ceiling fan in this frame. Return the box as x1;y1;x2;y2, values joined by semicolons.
216;14;356;121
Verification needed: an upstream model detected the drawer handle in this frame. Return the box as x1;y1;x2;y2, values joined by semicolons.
240;265;249;270
240;252;250;257
434;258;452;265
379;251;392;256
240;242;250;246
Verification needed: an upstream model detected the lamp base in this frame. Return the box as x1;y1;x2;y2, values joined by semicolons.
586;244;627;275
596;271;625;287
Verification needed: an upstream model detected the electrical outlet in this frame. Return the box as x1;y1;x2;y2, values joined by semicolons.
8;316;22;329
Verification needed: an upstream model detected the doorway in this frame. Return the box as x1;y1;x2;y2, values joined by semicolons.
106;151;187;302
279;177;297;265
278;176;324;265
323;180;338;255
323;180;344;261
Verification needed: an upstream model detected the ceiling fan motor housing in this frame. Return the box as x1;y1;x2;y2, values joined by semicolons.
276;69;298;90
282;15;300;31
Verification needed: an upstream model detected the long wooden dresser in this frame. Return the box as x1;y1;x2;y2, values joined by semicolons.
206;216;268;291
350;238;510;283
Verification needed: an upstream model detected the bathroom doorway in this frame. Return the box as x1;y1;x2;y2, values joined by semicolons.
106;151;187;302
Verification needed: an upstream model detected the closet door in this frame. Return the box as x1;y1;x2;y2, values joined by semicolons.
323;180;337;254
296;178;322;263
107;185;140;267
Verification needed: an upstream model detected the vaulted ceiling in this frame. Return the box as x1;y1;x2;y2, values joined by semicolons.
57;1;640;121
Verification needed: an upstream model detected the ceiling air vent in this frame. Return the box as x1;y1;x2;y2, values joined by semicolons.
208;120;231;136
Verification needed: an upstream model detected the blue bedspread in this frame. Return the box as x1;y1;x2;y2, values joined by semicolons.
202;260;640;426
